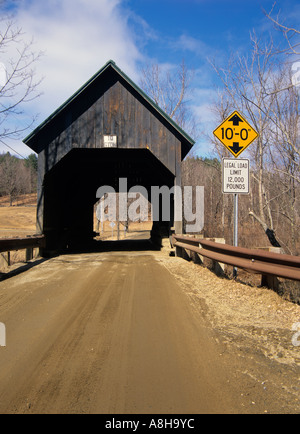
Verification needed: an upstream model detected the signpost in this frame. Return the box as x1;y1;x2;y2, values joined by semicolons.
222;158;250;277
214;111;258;278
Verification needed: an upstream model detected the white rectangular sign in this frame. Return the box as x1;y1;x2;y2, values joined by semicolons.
104;135;118;148
222;158;250;194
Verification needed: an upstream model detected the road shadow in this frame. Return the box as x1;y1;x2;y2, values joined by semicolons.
0;257;51;282
64;237;162;255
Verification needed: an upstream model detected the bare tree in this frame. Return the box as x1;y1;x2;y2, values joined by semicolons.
0;153;30;205
262;3;300;95
266;68;300;252
139;60;198;139
209;21;300;252
0;15;43;148
210;34;283;247
264;2;300;57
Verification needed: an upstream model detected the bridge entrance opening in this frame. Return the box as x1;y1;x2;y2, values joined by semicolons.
43;148;175;254
94;193;153;242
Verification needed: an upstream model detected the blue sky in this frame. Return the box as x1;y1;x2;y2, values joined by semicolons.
1;0;299;157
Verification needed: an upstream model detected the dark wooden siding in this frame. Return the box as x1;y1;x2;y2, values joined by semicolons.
39;74;181;175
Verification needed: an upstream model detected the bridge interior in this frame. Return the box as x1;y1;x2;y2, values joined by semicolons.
43;148;175;254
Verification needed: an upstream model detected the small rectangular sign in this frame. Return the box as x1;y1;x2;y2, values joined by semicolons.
222;158;250;194
104;135;118;148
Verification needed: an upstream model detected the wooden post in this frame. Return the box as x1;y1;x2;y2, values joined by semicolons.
261;274;279;292
26;248;33;262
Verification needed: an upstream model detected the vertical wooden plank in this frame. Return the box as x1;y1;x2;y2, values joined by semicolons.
91;102;97;149
94;93;104;148
174;140;182;234
160;123;167;168
135;97;142;148
126;86;135;148
167;134;176;176
150;111;159;157
86;105;95;148
71;109;78;148
103;86;110;135
78;110;88;148
118;81;126;148
143;105;151;149
109;82;120;137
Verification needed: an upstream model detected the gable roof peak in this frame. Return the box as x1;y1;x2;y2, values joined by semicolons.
23;60;195;152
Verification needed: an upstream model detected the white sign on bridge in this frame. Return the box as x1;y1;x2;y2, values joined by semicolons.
104;135;118;148
222;158;250;195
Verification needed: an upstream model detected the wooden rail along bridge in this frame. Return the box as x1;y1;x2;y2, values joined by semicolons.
23;60;195;256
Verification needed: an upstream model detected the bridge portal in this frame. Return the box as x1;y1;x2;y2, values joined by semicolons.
24;61;194;255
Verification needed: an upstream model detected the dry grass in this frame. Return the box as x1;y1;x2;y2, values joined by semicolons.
158;254;300;367
0;196;37;271
0;193;37;207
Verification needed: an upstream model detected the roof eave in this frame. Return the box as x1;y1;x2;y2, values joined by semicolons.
23;60;195;152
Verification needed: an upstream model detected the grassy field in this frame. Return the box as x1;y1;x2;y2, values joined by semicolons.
0;207;37;238
0;194;37;237
0;195;37;270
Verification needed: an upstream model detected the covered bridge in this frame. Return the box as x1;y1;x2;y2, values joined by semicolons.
24;60;195;255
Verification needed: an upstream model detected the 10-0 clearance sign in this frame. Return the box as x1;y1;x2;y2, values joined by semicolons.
214;111;258;158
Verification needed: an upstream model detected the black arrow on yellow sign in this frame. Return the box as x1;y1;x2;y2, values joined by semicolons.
228;114;244;126
228;114;247;154
229;142;244;155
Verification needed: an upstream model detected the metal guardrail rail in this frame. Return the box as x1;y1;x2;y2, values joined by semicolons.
0;235;45;253
172;235;300;283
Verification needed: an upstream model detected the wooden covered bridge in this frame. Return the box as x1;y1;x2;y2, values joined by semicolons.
23;60;195;255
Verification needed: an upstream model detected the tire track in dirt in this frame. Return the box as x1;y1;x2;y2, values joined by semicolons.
0;251;299;414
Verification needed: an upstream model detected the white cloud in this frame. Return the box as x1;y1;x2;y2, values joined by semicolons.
0;0;221;158
1;0;144;156
176;34;212;58
19;0;142;111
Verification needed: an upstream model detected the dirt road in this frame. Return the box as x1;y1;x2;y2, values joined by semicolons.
0;250;299;414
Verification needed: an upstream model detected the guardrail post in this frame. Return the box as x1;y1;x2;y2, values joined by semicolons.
172;235;181;258
190;249;202;265
259;247;281;291
175;245;190;261
0;253;6;269
0;252;11;267
200;238;225;277
175;245;182;258
261;274;279;292
26;248;33;262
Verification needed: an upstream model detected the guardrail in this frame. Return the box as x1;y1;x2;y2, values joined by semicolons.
172;235;300;288
0;235;45;265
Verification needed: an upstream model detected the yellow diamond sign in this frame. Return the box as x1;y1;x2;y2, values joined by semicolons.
213;111;259;158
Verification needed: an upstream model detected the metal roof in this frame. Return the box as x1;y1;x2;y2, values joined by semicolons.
23;60;195;151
